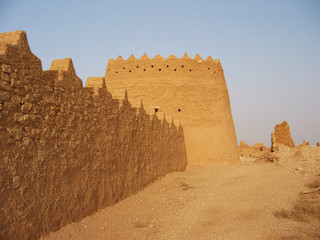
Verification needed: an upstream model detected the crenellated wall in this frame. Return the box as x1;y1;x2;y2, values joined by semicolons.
0;31;187;240
105;53;239;163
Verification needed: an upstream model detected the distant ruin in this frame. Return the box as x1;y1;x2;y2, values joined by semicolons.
271;121;295;152
239;121;319;164
0;31;187;240
105;53;239;163
239;141;269;157
299;140;310;147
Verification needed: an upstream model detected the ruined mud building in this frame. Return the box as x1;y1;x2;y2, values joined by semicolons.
271;121;295;152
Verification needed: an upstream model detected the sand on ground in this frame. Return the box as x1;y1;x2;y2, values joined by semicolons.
41;160;320;240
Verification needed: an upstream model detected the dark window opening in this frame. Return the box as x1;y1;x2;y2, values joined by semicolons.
129;70;131;72
154;107;159;113
159;69;161;71
136;66;139;68
123;67;125;69
151;65;154;68
115;71;118;74
143;69;146;71
178;109;181;112
189;69;192;72
174;69;177;71
208;68;210;70
181;65;184;68
167;65;169;68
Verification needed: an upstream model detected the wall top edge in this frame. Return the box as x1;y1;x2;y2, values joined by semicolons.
108;53;220;64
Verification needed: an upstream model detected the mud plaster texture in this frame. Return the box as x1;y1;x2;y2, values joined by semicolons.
271;121;295;152
0;31;187;240
105;53;239;163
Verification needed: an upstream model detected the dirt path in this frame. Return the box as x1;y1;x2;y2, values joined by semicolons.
42;162;320;240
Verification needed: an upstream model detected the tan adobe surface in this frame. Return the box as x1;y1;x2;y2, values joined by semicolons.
105;53;239;163
271;121;295;151
239;141;270;157
85;77;106;95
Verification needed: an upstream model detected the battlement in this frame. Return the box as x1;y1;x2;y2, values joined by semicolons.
49;58;77;73
105;51;239;164
0;30;30;56
108;53;220;63
0;30;187;240
44;58;83;90
106;53;223;77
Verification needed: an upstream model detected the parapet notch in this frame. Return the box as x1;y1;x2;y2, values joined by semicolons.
109;53;219;64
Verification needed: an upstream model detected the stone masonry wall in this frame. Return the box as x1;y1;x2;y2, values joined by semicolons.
0;31;187;240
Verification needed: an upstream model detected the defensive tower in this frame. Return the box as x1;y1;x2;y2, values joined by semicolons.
105;53;239;163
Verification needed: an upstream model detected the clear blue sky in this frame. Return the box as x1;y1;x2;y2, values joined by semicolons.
1;0;319;146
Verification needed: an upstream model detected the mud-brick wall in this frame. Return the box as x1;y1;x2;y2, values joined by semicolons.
105;53;239;163
0;31;187;240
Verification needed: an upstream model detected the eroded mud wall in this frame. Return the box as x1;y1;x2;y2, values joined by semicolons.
105;53;239;163
271;121;295;152
0;31;187;240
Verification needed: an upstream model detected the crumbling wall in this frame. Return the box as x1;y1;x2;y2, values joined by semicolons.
298;141;310;147
105;53;239;163
0;31;187;240
239;141;270;157
271;121;295;152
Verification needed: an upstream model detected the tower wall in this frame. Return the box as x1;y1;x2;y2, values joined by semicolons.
105;54;239;163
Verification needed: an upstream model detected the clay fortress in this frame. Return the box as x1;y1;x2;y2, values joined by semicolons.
105;53;239;163
0;31;238;240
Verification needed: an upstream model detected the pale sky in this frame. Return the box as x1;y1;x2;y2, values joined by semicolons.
1;0;319;146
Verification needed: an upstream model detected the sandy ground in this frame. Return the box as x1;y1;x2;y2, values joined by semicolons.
42;159;320;240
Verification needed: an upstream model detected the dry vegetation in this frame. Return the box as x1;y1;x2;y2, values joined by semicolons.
275;176;320;222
